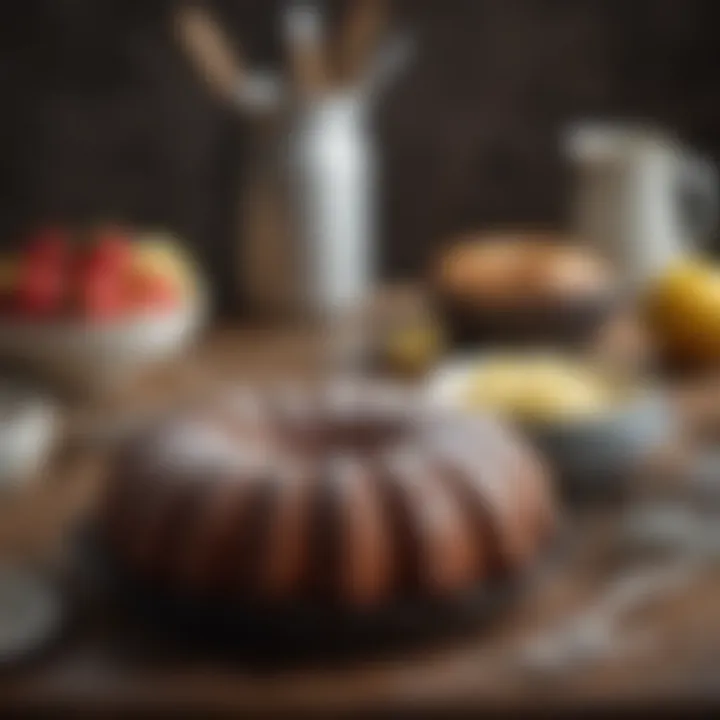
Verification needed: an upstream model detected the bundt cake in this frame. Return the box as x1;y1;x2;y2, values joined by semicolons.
433;232;616;348
99;382;554;610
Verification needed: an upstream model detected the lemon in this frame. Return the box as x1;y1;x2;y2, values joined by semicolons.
646;257;720;365
386;323;443;375
465;355;613;422
132;232;198;299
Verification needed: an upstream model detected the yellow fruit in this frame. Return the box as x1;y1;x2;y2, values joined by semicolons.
386;323;443;375
131;233;197;299
646;257;720;366
466;355;614;421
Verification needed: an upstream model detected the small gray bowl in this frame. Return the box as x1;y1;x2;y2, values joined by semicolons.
427;357;677;503
524;390;676;502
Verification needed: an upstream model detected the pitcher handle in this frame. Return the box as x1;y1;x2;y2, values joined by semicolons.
681;155;719;249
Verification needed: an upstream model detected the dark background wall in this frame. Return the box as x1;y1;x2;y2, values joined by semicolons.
1;0;720;313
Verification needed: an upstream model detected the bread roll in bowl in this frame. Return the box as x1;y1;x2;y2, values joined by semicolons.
433;232;616;348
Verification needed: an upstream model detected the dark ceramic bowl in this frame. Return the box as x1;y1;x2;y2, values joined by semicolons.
435;293;617;351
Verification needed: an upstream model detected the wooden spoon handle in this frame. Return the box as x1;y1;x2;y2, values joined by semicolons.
334;0;389;87
174;5;245;102
283;1;329;101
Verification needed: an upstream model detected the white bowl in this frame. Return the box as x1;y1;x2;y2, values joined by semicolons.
0;296;207;395
0;385;58;489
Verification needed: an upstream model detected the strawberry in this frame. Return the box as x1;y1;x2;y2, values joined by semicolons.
81;273;126;320
16;264;66;318
15;226;71;318
74;227;134;321
126;270;180;313
90;228;132;272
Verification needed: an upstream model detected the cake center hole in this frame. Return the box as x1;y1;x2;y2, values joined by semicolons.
284;417;408;456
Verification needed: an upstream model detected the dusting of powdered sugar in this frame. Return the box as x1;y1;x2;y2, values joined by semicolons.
324;379;363;419
361;383;414;421
273;383;315;424
146;418;268;476
384;446;455;529
325;453;361;490
384;445;425;487
426;412;511;511
217;386;264;424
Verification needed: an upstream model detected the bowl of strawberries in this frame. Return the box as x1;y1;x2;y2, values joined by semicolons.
0;224;207;394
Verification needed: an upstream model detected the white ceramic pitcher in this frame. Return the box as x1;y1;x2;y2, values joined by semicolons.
565;123;719;292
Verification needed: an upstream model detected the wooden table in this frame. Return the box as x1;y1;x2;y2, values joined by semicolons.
2;326;720;716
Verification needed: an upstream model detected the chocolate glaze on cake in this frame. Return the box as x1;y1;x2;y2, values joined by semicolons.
100;382;554;609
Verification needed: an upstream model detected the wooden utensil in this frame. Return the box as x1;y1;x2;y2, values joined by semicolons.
283;1;329;101
174;5;246;103
333;0;389;88
175;4;291;317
